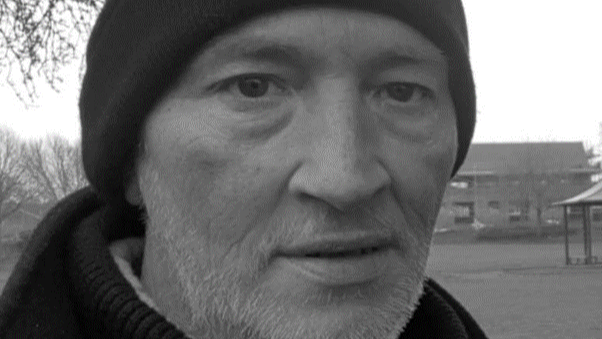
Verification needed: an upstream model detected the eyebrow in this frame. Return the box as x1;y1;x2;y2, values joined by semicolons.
367;47;447;71
200;38;308;69
198;37;447;71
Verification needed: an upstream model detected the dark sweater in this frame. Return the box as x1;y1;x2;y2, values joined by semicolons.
0;187;488;338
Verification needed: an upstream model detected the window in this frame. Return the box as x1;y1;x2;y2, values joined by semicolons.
591;206;602;222
450;180;470;189
453;202;474;224
567;206;584;221
504;175;521;186
509;201;529;223
477;175;499;187
488;200;500;211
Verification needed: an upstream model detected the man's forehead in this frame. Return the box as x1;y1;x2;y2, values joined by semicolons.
195;8;446;70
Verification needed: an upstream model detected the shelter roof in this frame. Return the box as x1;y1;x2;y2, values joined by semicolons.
552;180;602;206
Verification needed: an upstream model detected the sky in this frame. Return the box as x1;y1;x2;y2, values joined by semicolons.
1;0;601;148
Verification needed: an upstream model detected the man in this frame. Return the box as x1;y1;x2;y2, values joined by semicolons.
0;0;487;338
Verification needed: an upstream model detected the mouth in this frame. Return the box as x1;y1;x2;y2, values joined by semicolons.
277;232;397;258
301;246;381;258
275;233;397;285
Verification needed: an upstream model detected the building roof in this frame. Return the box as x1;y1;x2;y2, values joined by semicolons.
456;142;598;176
552;180;602;206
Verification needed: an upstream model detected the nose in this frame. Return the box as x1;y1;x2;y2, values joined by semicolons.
288;77;391;211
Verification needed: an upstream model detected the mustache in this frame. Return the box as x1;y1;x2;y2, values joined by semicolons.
259;202;410;260
358;204;398;232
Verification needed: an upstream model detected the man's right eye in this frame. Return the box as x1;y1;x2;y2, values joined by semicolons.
235;76;270;97
210;74;293;113
218;74;288;99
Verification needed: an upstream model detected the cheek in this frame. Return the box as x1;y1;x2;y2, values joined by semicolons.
423;114;458;187
142;99;243;198
142;104;280;253
141;104;232;236
387;111;457;228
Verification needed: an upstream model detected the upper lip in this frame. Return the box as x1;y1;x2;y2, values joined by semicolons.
276;231;398;256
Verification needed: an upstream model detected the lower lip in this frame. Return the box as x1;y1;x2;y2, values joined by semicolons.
278;248;392;286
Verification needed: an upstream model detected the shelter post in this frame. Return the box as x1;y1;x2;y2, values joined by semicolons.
586;205;593;264
583;205;590;264
564;206;570;265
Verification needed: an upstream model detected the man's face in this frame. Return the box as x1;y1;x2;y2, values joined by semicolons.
131;7;457;339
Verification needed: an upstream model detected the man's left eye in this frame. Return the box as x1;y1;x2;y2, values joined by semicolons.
377;82;433;104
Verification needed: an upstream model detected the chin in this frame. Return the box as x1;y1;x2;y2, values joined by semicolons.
232;266;426;339
276;286;421;339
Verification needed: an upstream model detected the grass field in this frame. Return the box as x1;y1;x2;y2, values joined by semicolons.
1;241;601;338
426;242;602;339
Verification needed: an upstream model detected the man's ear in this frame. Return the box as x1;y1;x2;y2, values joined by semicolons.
125;175;143;206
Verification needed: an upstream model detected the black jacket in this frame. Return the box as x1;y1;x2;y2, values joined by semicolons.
0;187;488;339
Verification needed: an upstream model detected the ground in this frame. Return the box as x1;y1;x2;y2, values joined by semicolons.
1;241;601;338
426;242;602;339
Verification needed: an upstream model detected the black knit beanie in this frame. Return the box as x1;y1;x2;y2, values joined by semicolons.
80;0;476;207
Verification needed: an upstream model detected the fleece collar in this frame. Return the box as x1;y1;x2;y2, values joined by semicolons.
0;187;488;338
109;238;159;313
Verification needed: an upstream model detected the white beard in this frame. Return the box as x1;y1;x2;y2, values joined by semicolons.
136;155;430;339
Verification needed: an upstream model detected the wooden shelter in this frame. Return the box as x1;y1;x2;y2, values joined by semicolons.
552;180;602;265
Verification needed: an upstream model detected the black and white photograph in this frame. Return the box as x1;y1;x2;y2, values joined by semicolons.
0;1;600;338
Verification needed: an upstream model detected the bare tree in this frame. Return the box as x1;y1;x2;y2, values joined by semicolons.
22;135;88;204
500;143;594;237
584;124;602;170
0;127;31;235
516;164;558;237
495;144;557;236
1;0;103;105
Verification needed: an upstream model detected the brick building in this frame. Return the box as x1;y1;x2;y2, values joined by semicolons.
436;142;600;230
